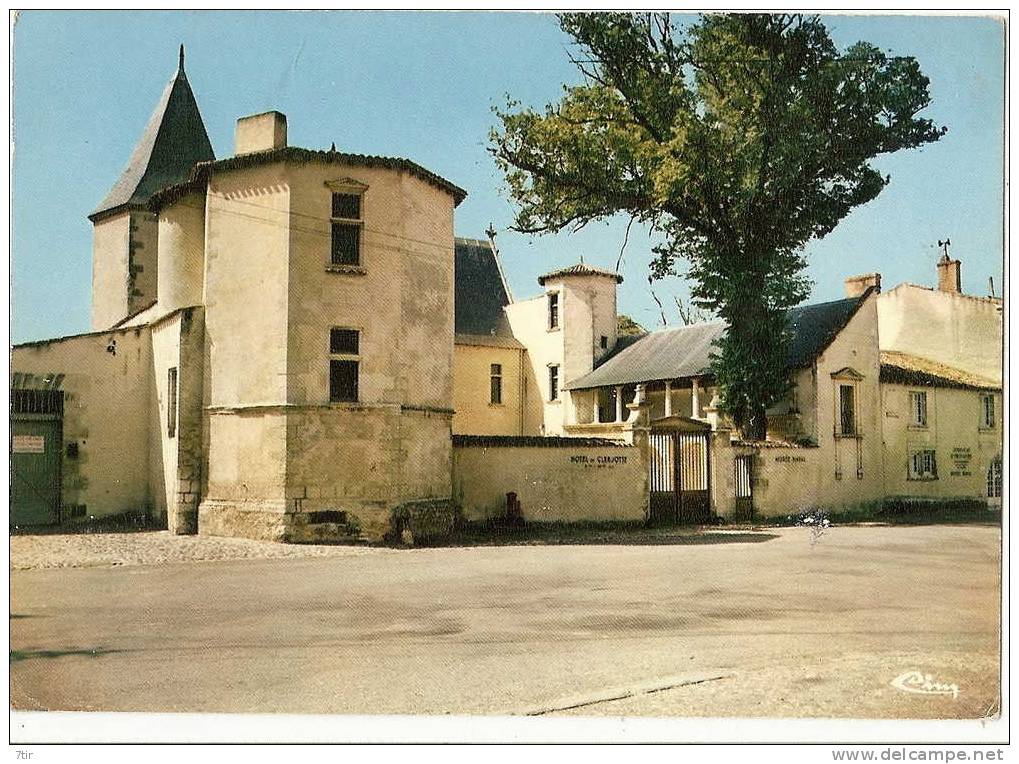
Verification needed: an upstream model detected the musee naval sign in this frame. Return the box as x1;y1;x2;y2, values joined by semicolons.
949;447;973;477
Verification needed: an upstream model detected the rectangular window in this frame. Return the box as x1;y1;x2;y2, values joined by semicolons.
980;394;995;428
549;365;560;402
167;367;178;438
330;328;359;355
330;192;363;267
329;328;359;402
331;223;360;266
329;360;358;402
490;363;503;405
909;391;928;427
839;384;855;436
600;335;608;349
908;449;938;480
331;193;361;220
548;292;560;330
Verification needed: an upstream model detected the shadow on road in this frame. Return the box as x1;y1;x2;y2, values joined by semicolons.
10;647;123;663
427;529;780;549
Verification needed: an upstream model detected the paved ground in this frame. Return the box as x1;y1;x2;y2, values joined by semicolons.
9;524;1000;719
10;530;372;570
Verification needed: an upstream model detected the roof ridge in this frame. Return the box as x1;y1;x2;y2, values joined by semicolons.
148;145;467;211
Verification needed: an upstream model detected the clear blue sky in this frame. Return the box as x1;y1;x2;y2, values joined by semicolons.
11;11;1005;342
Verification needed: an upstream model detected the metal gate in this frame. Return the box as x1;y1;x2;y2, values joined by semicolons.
734;454;754;521
648;429;712;524
11;389;64;527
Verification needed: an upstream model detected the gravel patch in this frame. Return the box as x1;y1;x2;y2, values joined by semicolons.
10;531;375;570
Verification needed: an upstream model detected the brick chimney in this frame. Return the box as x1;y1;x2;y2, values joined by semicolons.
844;272;881;298
235;111;287;156
936;255;962;294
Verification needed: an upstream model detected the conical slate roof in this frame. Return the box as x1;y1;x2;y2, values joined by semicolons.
90;47;215;221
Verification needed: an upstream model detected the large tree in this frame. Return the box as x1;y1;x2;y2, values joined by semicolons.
491;13;945;439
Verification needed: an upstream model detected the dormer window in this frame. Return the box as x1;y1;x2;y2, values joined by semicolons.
548;292;560;331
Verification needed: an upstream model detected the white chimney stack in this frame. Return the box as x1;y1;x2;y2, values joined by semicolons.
235;111;287;156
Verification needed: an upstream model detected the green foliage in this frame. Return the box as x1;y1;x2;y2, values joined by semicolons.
617;313;647;337
491;13;945;439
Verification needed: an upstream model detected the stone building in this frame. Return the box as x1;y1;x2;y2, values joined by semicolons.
10;52;1004;535
13;52;465;541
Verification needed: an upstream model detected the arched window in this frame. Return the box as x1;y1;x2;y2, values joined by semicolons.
987;457;1002;499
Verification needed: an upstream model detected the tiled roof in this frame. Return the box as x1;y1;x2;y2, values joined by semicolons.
567;292;871;390
148;146;467;211
453;434;629;448
537;263;624;285
90;52;215;221
879;351;1000;391
454;238;515;338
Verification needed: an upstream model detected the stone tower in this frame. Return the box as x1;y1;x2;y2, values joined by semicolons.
88;46;215;330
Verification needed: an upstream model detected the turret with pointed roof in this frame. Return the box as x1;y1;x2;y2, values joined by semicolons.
89;46;215;222
90;47;215;330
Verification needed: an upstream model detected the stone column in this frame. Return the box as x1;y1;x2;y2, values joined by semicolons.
692;378;701;419
593;390;602;424
664;380;673;417
614;385;624;422
704;391;721;430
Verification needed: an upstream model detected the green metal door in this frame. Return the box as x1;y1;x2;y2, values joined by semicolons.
11;417;62;527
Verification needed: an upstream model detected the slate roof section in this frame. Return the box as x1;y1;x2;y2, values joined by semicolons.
148;147;467;212
567;291;872;390
880;351;1000;391
784;292;871;368
538;263;624;285
90;50;215;221
454;237;515;339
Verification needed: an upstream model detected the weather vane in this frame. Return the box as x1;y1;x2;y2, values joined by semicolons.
937;238;951;260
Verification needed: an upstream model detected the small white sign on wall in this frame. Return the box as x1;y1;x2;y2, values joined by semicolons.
12;435;45;454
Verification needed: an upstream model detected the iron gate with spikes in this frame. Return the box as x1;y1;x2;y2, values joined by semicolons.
648;429;712;524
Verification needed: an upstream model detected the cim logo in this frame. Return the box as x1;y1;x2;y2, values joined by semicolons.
890;671;959;699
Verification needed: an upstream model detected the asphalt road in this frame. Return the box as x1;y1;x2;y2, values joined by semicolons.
10;524;1000;719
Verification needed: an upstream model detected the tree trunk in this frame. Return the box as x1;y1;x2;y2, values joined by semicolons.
741;402;768;442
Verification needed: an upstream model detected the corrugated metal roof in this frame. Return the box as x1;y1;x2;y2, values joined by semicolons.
537;263;624;285
91;54;215;221
567;321;724;389
567;292;870;390
454;238;514;338
880;351;1000;390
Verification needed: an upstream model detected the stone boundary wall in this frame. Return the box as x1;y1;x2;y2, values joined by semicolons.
452;438;647;524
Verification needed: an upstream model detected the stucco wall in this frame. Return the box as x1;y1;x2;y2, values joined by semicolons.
157;192;206;317
881;383;1002;501
505;294;565;434
198;163;292;536
203;163;291;407
730;294;885;517
149;307;206;533
452;342;526;435
12;325;153;518
878;284;1003;382
91;212;132;331
197;158;458;541
453;441;647;523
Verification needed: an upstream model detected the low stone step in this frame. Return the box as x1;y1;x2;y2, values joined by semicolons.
286;521;365;545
